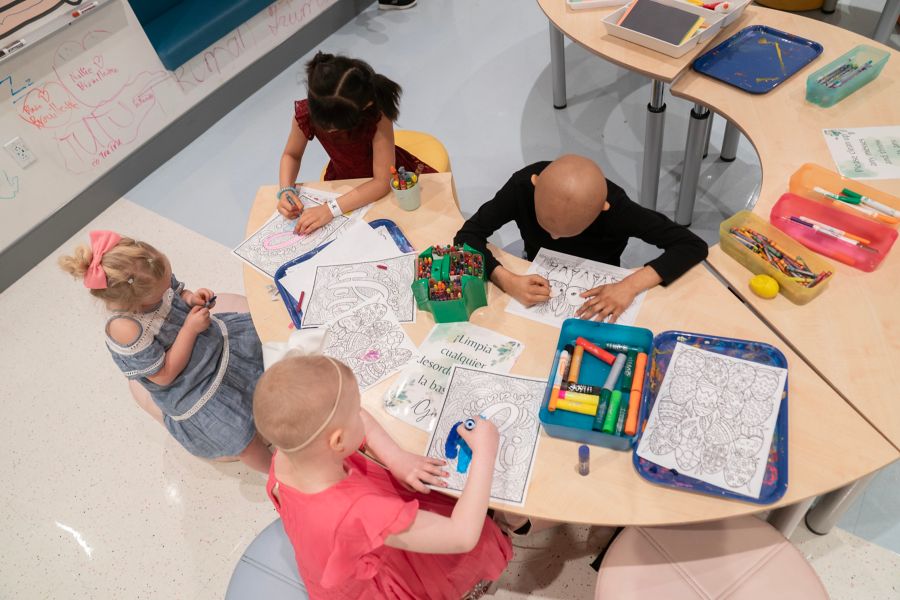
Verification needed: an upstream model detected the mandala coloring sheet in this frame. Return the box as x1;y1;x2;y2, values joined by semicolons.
232;188;355;278
506;248;646;328
424;367;545;507
302;253;417;328
635;343;787;499
321;300;418;392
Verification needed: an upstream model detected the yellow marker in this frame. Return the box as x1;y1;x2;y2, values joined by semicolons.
556;398;597;416
558;389;601;406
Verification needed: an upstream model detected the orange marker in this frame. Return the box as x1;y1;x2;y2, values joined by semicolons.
624;352;648;436
575;337;615;365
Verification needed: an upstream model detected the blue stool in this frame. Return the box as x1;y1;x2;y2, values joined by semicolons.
225;518;308;599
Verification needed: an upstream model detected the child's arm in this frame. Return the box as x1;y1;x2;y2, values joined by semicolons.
294;115;394;235
361;410;448;493
278;118;309;220
384;418;499;554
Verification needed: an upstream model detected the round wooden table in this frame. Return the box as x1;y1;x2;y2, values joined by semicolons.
243;173;898;526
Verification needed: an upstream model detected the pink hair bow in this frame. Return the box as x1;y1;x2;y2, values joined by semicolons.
83;230;122;289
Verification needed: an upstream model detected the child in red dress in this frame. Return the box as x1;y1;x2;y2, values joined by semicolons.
253;355;512;599
277;52;436;235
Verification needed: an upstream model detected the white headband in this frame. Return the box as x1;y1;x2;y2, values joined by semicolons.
278;357;344;453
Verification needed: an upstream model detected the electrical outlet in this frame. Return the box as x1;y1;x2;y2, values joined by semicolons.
4;137;36;168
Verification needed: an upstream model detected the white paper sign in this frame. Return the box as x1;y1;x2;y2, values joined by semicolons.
823;127;900;180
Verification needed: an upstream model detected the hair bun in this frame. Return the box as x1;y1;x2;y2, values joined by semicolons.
58;245;93;278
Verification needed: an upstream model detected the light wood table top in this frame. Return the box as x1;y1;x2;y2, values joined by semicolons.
536;0;746;83
670;7;900;449
243;173;897;525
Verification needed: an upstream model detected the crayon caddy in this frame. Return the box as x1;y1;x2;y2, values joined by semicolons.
411;244;487;323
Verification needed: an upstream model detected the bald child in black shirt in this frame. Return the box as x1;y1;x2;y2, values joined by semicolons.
454;155;708;322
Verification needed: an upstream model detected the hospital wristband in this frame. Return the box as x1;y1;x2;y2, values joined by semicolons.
326;197;343;218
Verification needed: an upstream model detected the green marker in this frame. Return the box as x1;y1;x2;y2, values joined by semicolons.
592;353;627;432
602;390;622;433
604;342;644;354
613;352;636;435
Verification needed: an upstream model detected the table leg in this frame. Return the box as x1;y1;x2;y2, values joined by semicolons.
702;113;714;159
721;120;740;162
873;0;900;44
549;23;567;109
821;0;838;14
805;472;877;535
767;498;815;538
640;80;666;210
675;103;710;226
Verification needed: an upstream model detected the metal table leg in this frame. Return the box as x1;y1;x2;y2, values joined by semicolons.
549;23;567;109
721;120;740;162
640;80;666;210
675;103;710;226
873;0;900;44
821;0;838;14
805;472;877;535
702;112;714;159
767;498;815;538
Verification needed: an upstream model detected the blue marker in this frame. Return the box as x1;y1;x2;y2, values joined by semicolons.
445;420;474;473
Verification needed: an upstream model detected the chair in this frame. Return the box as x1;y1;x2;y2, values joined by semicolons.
594;516;828;599
225;518;308;600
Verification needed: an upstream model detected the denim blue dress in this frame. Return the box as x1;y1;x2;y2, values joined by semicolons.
106;275;263;458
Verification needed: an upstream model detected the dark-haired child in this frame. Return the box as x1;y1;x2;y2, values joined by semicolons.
278;52;436;234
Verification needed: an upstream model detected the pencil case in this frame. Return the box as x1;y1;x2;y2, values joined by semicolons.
805;45;889;108
770;193;897;272
788;163;900;228
719;210;834;304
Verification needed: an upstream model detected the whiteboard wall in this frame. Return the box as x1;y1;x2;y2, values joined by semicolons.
0;0;337;253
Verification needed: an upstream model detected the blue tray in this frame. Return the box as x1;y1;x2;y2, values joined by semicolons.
693;25;823;94
632;331;789;505
273;219;414;329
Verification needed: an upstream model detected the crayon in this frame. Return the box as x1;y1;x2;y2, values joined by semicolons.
557;389;601;406
561;382;602;395
624;352;648;436
555;398;597;416
568;345;585;384
576;337;615;365
548;349;572;412
602;390;622;433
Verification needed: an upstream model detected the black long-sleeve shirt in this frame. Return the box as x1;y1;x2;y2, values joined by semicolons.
454;162;708;285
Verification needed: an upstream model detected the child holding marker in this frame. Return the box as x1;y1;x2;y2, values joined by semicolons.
59;232;271;472
454;155;708;322
277;52;436;235
253;355;512;599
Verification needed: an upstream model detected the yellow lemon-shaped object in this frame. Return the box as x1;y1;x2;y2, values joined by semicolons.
749;274;779;299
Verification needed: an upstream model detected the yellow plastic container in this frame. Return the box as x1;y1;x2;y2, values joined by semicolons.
754;0;823;11
789;163;900;228
719;211;834;305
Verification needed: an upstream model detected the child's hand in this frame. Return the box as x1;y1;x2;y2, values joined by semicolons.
577;281;637;322
506;274;551;307
458;417;499;457
193;288;216;308
277;190;303;220
293;205;333;235
387;451;449;494
184;306;211;334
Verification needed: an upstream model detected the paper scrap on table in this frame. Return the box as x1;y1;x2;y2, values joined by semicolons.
506;248;646;328
301;253;418;328
424;367;545;507
822;126;900;180
321;299;418;391
232;188;357;278
385;323;524;432
635;342;787;499
279;219;405;302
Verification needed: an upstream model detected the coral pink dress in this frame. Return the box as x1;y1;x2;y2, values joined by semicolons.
294;99;437;181
267;451;512;599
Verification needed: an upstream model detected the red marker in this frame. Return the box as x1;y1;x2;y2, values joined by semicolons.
296;291;305;313
575;337;615;365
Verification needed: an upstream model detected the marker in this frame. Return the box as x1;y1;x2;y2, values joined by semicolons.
813;186;858;204
568;345;585;383
619;351;637;392
797;215;871;245
603;342;644;354
841;188;900;218
602;390;622;433
0;40;25;58
556;398;597;416
547;348;572;411
463;418;476;430
831;200;900;224
558;389;601;406
783;216;878;252
377;264;388;270
204;295;217;309
296;290;305;313
614;394;629;434
578;445;590;476
561;382;602;395
575;337;615;365
72;1;99;17
592;353;627;432
624;353;648;436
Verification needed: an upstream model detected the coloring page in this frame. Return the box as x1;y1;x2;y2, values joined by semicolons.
232;188;354;278
424;367;545;507
635;343;787;499
506;248;646;328
278;219;406;304
301;253;418;328
385;323;524;432
321;300;418;392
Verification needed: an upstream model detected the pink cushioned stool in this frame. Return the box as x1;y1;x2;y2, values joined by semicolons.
595;516;827;599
